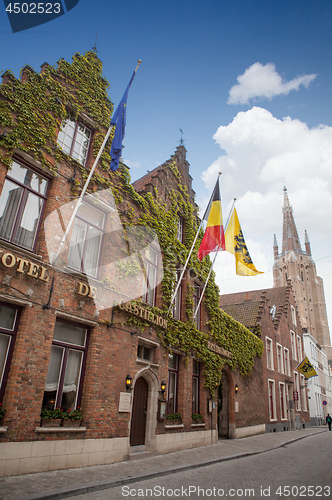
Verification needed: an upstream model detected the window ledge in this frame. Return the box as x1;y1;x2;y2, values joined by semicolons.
35;426;87;433
136;358;159;368
0;426;8;434
191;423;206;427
165;424;184;430
0;239;43;261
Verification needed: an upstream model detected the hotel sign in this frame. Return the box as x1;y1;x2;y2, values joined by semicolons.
207;340;232;359
0;250;49;282
118;301;168;329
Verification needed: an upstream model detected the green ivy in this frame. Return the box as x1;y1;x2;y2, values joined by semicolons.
116;163;263;394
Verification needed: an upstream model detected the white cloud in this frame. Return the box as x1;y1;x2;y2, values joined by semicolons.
228;62;317;105
202;107;332;338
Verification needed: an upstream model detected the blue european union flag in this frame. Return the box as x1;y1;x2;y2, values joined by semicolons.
110;67;139;171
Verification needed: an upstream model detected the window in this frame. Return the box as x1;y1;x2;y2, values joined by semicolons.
268;379;276;420
294;371;301;411
172;270;182;321
277;344;283;373
266;338;274;370
57;119;91;165
67;201;105;278
279;382;287;420
0;161;48;251
192;360;200;414
167;353;179;414
142;245;158;306
290;330;296;360
284;348;290;376
176;218;183;243
0;303;19;402
296;335;302;363
291;305;297;325
137;344;153;362
193;284;201;329
42;320;88;411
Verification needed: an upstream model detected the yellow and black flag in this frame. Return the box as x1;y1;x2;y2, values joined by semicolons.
296;356;318;379
225;207;263;276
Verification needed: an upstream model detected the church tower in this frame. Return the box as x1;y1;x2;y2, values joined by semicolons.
273;187;331;347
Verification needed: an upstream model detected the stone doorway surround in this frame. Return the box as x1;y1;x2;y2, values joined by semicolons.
129;366;159;452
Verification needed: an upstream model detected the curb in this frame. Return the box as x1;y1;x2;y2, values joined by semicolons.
21;429;327;500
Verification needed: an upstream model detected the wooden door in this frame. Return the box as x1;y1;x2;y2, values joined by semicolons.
130;377;148;446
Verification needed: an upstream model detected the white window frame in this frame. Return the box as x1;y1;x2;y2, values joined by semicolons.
67;201;105;278
296;335;302;363
290;330;297;360
279;382;287;420
291;305;297;325
176;217;183;243
266;337;274;370
268;379;277;421
294;371;301;411
142;244;159;307
57;119;91;166
277;343;283;373
283;347;290;376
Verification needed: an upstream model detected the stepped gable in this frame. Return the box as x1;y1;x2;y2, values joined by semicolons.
219;285;292;333
132;145;196;206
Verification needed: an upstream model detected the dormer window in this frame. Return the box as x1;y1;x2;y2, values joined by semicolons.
57;119;91;165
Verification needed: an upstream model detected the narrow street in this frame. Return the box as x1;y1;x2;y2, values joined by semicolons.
66;432;331;500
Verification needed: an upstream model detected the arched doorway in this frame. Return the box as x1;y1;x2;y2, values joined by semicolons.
130;377;148;446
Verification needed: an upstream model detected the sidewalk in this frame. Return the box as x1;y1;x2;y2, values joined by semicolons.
0;426;327;500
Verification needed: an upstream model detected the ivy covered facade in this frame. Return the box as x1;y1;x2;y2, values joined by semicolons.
0;51;263;476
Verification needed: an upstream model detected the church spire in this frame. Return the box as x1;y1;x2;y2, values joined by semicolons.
282;187;302;253
304;230;311;256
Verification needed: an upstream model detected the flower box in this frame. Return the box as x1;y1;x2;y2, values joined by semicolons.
41;418;62;427
62;419;81;427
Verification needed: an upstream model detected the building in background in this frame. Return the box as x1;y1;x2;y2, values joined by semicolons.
302;332;332;425
220;283;310;433
273;187;331;349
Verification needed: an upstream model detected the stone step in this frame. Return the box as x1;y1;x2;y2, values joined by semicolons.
129;446;157;461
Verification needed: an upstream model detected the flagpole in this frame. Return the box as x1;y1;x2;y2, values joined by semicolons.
51;60;141;267
193;198;236;320
167;172;222;315
167;219;204;315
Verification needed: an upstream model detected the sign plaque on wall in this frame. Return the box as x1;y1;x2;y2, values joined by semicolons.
118;392;132;412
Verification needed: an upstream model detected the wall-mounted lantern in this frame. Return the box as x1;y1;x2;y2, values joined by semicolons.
126;375;132;391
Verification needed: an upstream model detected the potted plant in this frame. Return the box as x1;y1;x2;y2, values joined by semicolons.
62;407;83;427
166;412;182;424
191;412;204;422
40;407;64;427
0;403;6;422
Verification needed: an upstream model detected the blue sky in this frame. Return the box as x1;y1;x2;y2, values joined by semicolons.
1;0;332;338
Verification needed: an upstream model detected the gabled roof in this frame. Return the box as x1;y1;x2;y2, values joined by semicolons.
219;285;292;331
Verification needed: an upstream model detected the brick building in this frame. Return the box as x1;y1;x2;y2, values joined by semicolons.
0;51;263;476
220;282;310;433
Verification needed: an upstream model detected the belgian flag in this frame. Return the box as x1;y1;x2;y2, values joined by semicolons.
197;178;225;260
